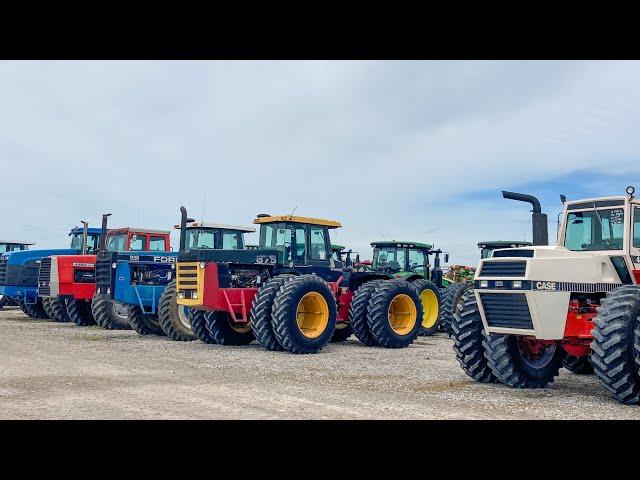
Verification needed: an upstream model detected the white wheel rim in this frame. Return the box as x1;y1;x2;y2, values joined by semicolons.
177;306;192;330
111;301;129;319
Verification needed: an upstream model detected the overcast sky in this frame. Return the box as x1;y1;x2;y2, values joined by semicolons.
1;60;639;265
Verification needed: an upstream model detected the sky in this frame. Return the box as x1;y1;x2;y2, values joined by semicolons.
1;60;639;265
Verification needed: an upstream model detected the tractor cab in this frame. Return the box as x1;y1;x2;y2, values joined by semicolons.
477;240;532;259
68;227;102;254
370;240;448;287
180;221;250;251
0;241;33;253
105;228;170;252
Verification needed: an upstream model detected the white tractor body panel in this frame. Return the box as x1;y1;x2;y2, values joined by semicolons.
474;246;624;340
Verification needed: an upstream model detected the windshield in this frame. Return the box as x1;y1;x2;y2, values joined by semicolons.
0;244;26;253
564;208;625;251
259;223;306;263
186;228;244;250
480;248;493;259
372;247;405;271
70;233;100;253
107;234;127;252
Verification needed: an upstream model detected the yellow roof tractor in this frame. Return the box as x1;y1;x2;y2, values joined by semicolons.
174;207;427;354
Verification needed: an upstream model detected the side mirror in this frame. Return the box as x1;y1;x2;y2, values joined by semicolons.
444;253;449;263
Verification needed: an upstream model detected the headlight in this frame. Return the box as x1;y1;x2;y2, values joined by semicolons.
177;291;184;299
112;263;117;269
479;280;488;288
512;281;522;288
192;292;198;299
199;262;206;269
171;263;175;270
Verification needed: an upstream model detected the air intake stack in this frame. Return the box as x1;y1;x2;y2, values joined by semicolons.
501;191;548;246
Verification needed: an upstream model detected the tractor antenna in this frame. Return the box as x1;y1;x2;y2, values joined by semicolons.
291;205;298;216
201;192;206;224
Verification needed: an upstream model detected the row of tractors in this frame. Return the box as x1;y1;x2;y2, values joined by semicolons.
0;209;464;356
3;185;640;406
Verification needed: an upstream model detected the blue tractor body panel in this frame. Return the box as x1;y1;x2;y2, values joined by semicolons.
0;227;103;303
96;250;177;315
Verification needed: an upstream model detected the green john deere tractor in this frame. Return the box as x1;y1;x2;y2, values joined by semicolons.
370;240;448;336
440;240;532;334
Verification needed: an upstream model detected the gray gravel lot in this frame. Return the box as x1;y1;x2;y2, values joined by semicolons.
1;307;639;419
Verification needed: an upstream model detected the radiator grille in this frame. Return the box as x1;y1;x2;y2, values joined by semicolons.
38;257;52;296
0;257;7;286
479;261;526;277
95;253;113;287
480;293;533;330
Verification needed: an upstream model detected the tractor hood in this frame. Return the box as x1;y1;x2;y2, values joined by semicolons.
479;245;623;285
473;245;625;340
178;248;281;265
2;248;81;266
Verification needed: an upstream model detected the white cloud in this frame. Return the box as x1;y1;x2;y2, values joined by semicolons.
1;60;639;266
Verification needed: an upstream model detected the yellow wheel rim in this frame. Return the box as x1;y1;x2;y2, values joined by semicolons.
387;293;417;336
296;292;329;339
420;289;439;329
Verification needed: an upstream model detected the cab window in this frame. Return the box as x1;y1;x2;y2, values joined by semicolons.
107;234;126;252
294;228;307;263
310;227;328;260
634;207;640;248
129;235;147;251
222;231;244;250
149;236;166;251
408;249;426;273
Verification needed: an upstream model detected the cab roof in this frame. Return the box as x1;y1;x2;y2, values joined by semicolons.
173;222;255;232
253;215;342;229
0;240;34;246
109;227;171;235
331;244;345;251
69;227;103;235
370;240;433;249
478;240;532;248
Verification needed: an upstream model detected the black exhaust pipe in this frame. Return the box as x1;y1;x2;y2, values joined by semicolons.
502;191;548;246
99;213;111;251
179;207;195;252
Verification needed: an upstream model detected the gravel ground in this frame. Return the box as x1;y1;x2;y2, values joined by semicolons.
1;307;639;419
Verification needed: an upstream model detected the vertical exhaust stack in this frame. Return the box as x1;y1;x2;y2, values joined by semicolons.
81;221;89;255
179;207;195;252
502;191;548;246
99;213;112;252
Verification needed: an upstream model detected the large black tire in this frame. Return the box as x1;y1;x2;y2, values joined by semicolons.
441;283;470;335
18;298;50;319
451;289;496;383
348;280;385;346
91;293;131;330
45;296;72;323
158;279;197;341
0;295;10;311
41;297;56;320
126;304;165;336
331;323;353;342
563;355;594;375
66;298;95;326
206;311;254;345
367;279;422;348
190;310;216;344
483;334;565;388
591;285;640;405
411;278;442;336
271;275;337;354
250;274;294;351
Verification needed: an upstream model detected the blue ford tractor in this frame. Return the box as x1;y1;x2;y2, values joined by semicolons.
91;215;255;339
0;241;34;310
0;228;101;319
